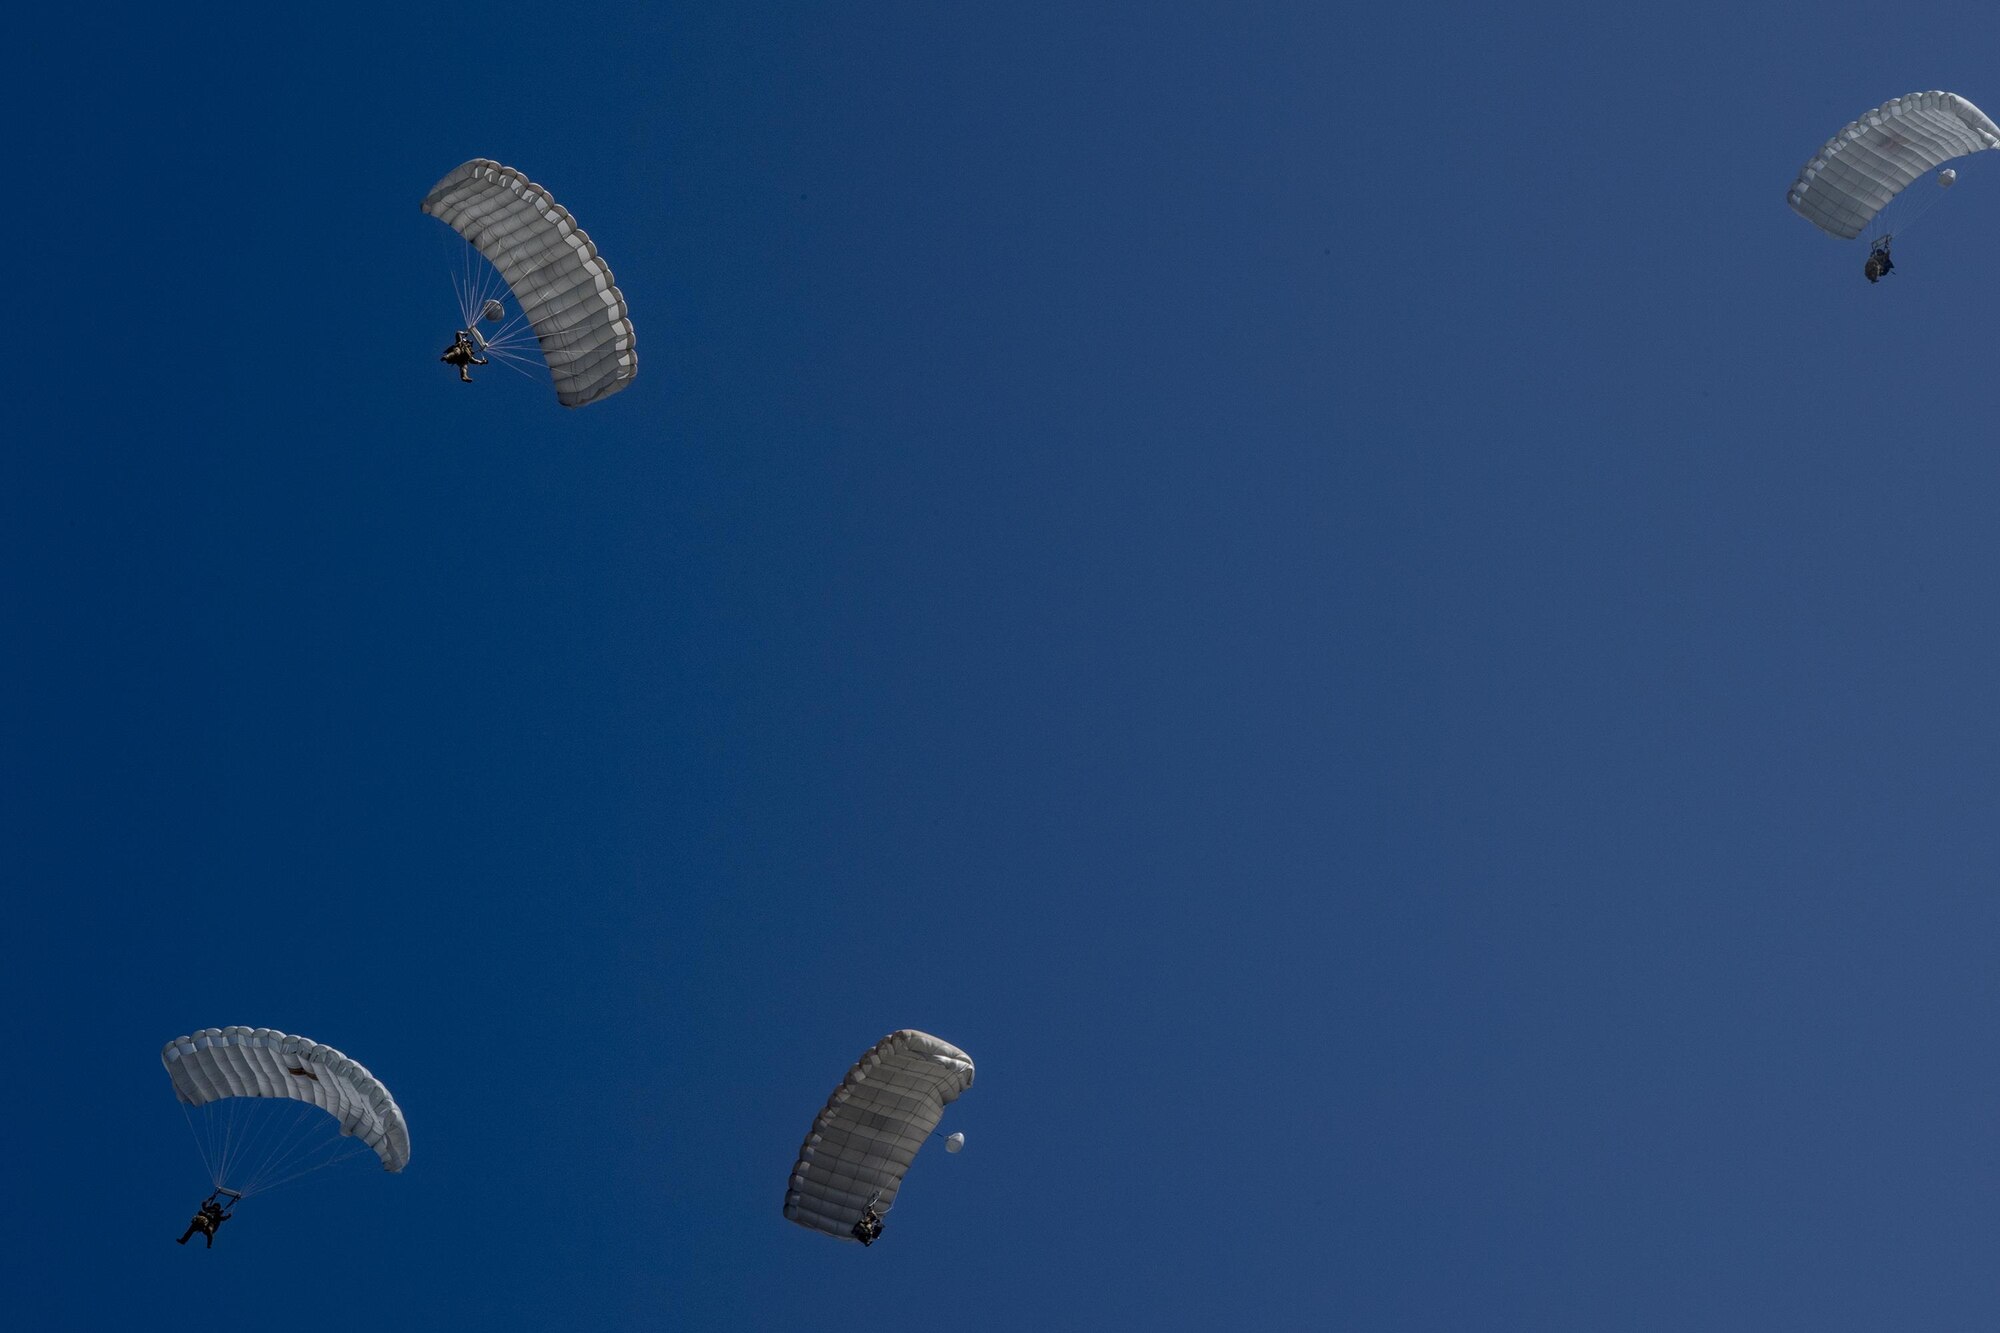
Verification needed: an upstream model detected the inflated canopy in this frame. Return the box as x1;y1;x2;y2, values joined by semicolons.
162;1027;411;1173
422;159;637;407
1788;91;2000;239
784;1030;974;1241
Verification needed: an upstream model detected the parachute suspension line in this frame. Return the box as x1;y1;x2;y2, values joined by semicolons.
434;248;537;378
464;237;511;332
473;302;553;383
456;235;483;331
443;230;501;334
468;318;551;383
242;1108;355;1197
178;1099;223;1191
478;346;550;384
210;1095;247;1190
1870;169;1965;255
242;1139;373;1199
482;308;535;349
460;242;483;331
226;1092;312;1192
178;1098;376;1200
447;231;468;329
233;1101;331;1197
476;328;541;366
443;236;546;384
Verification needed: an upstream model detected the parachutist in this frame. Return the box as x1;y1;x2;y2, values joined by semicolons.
851;1206;884;1246
176;1196;231;1249
1865;243;1895;283
439;330;488;382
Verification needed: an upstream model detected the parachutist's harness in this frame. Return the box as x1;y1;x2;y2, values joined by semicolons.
851;1191;885;1246
181;1188;239;1245
440;329;490;380
1865;236;1895;283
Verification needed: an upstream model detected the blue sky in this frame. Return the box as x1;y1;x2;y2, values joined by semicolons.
7;2;2000;1328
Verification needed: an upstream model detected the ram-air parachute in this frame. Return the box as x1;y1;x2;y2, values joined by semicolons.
1788;92;1999;264
422;159;637;407
163;1027;409;1199
784;1030;973;1245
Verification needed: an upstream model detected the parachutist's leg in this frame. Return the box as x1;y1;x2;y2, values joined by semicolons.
177;1226;196;1244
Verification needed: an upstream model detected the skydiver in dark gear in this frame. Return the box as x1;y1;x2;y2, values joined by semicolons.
851;1205;884;1246
439;329;488;382
1865;242;1894;283
176;1198;229;1249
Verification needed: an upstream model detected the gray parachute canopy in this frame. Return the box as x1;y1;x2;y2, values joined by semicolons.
1788;91;2000;239
163;1027;411;1173
422;159;637;408
784;1030;974;1242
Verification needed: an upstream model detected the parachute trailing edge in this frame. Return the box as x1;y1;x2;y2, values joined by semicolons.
784;1030;974;1243
1788;91;2000;240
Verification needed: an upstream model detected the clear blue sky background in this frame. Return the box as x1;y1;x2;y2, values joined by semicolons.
6;2;1999;1328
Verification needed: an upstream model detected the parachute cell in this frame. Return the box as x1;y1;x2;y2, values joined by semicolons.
784;1030;973;1243
1788;91;2000;240
422;159;637;407
163;1027;410;1194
